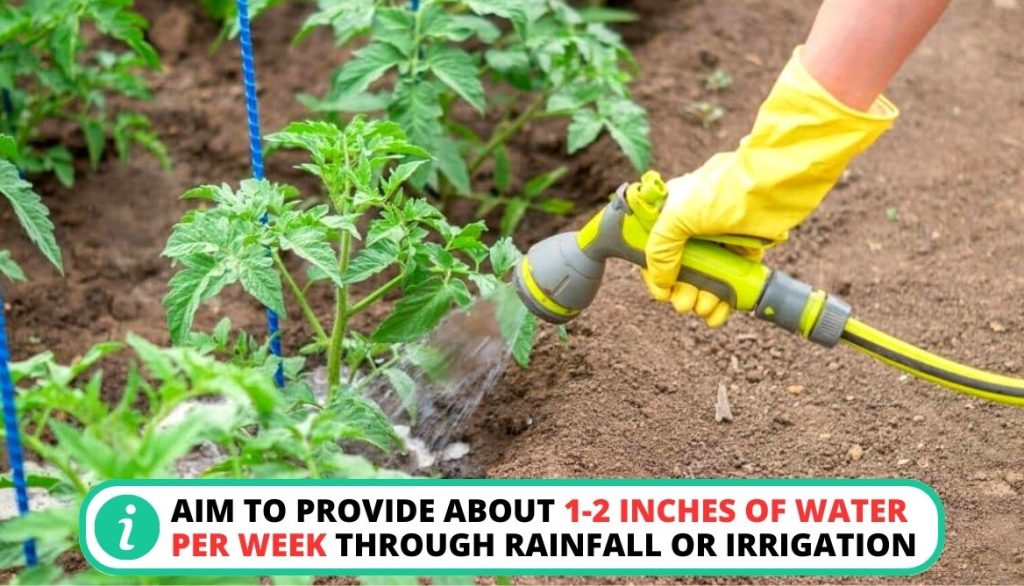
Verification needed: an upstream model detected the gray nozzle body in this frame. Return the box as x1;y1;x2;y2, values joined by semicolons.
514;190;636;325
513;232;604;325
754;270;851;347
513;185;852;348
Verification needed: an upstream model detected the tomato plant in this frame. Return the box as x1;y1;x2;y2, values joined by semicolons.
299;0;650;234
164;116;535;404
0;133;62;282
0;0;168;186
0;332;398;582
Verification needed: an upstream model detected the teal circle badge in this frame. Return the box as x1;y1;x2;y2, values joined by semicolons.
93;495;160;561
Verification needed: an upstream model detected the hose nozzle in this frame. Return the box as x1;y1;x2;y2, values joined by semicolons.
512;172;851;348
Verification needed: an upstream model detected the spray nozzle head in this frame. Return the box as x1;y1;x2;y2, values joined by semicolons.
513;232;606;325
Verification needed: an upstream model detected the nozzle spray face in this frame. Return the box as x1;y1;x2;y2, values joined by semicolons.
513;232;606;325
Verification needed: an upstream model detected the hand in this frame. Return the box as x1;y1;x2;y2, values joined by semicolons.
641;170;765;329
642;47;898;327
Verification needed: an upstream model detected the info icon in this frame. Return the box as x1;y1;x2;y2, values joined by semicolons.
93;495;160;561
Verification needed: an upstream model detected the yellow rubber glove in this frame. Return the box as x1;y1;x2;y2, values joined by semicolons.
644;46;899;327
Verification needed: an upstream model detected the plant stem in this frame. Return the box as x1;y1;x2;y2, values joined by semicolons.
302;436;321;478
347;273;403;318
468;93;547;175
22;435;88;496
325;231;351;396
325;143;354;398
273;252;328;343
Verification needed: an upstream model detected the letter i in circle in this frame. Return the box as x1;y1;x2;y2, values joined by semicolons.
118;504;137;551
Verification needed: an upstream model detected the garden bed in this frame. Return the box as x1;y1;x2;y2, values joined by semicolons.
2;0;1024;583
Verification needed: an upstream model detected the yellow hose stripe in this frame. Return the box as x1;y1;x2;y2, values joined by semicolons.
520;258;578;318
844;319;1024;391
798;290;826;337
841;339;1024;407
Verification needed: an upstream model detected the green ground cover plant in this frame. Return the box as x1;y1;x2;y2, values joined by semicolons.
0;0;168;186
299;0;650;234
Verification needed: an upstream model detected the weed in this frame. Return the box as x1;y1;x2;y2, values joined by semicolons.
0;0;168;186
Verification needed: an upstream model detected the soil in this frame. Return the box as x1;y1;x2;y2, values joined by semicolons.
2;0;1024;584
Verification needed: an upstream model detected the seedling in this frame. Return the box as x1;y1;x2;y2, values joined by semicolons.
0;0;168;186
0;134;62;282
298;0;649;233
686;100;725;129
704;67;733;92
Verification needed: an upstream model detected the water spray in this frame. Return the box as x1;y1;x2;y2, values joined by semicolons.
513;172;1024;407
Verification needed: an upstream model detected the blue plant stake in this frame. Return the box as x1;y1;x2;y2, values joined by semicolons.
0;87;37;567
234;0;284;387
0;287;37;567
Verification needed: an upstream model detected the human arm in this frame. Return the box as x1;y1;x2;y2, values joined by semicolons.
643;0;950;327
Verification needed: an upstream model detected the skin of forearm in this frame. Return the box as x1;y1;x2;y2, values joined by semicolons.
802;0;951;111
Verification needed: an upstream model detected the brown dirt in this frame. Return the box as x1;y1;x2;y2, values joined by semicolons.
1;0;1023;583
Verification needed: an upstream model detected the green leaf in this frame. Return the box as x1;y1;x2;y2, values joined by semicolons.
533;198;574;215
465;0;529;33
491;282;538;368
485;48;532;91
578;6;640;23
163;256;231;344
442;15;501;43
384;160;428;197
425;45;485;114
0;507;77;544
434;137;471;195
0;134;18;160
567;108;604;155
332;42;404;98
373;278;454;342
46;148;75;188
81;118;106;169
493;144;510;192
601;98;651;171
91;3;161;68
383;367;417;420
296;0;375;45
279;227;343;287
371;7;416;55
0;250;25;282
49;23;78;76
499;198;528;237
238;257;286;317
321;392;402;452
49;421;120;478
488;237;521;277
342;240;399;285
523;165;567;199
389;79;444;152
0;159;63;274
